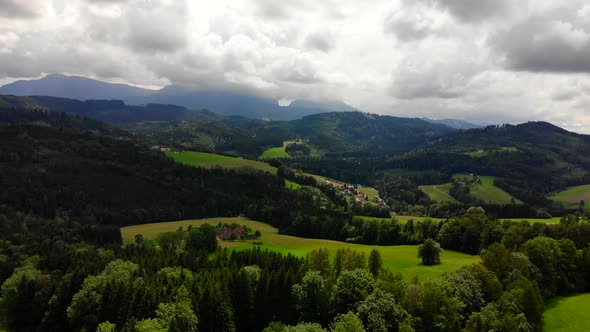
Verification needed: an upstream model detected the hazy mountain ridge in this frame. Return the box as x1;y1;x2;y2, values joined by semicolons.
0;74;358;120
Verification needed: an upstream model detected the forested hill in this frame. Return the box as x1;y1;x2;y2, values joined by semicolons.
383;122;590;206
256;111;455;155
0;107;304;229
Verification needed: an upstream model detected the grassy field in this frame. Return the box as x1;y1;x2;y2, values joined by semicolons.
259;146;290;159
122;218;480;281
471;176;521;204
544;294;590;331
355;215;445;225
420;175;521;204
419;183;458;203
500;217;561;224
166;151;278;174
548;184;590;209
358;186;380;199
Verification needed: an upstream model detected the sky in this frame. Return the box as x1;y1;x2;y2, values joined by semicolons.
1;0;590;132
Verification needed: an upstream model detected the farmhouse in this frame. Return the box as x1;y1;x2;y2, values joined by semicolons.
216;226;245;240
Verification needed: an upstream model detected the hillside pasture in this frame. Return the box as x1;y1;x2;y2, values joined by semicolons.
548;184;590;209
419;183;458;203
166;151;278;174
259;140;303;159
544;294;590;332
453;174;521;204
259;146;290;159
420;174;521;204
122;217;480;281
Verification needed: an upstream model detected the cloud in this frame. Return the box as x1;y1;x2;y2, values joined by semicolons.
2;0;590;133
0;0;48;18
417;0;514;22
492;10;590;73
125;3;187;53
304;29;335;52
383;4;449;41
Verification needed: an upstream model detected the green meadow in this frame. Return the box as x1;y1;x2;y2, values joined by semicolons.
499;217;561;224
544;293;590;331
453;174;521;204
548;184;590;209
259;147;290;159
420;174;521;204
122;217;480;281
419;183;458;203
166;151;278;174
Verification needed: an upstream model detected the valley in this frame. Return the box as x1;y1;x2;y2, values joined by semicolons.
0;92;589;332
3;2;590;330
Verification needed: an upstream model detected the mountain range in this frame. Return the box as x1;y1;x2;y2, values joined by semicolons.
0;74;478;128
0;74;359;121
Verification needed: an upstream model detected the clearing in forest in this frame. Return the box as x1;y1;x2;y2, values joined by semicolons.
548;184;590;209
122;217;480;281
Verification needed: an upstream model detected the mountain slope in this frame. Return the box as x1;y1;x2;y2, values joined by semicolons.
256;112;455;155
422;118;481;129
0;74;152;101
0;74;357;120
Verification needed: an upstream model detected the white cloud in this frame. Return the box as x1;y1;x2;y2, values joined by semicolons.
1;0;590;132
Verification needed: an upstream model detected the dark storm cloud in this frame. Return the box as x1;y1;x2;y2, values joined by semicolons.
0;0;45;18
491;11;590;73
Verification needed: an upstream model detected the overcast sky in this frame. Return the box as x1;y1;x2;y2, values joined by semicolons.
1;0;590;132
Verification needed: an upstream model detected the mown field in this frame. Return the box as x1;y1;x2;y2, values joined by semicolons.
419;183;458;203
420;174;521;204
453;174;521;204
122;218;480;281
166;151;278;174
544;293;590;331
548;184;590;209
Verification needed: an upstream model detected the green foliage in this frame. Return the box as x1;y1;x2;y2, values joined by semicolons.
283;322;327;332
357;289;412;332
368;249;383;277
136;318;167;332
329;312;365;332
292;271;329;324
67;260;140;331
418;239;442;265
332;269;375;313
0;265;43;330
97;321;117;332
